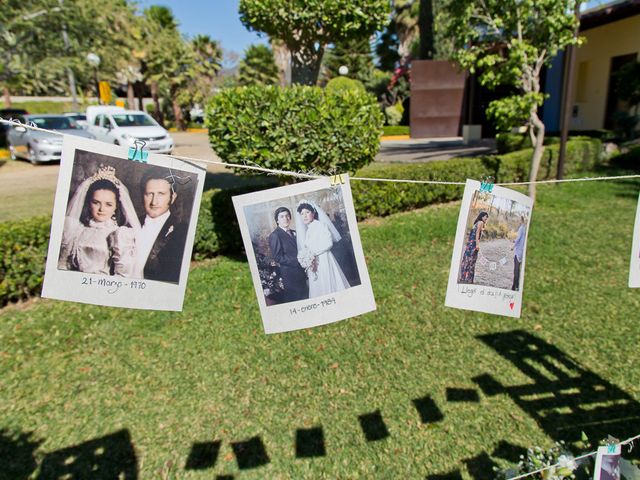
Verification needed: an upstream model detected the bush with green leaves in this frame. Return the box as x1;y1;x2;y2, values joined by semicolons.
324;76;366;93
0;216;51;306
206;85;384;177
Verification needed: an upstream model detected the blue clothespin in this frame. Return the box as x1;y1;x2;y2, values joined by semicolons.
479;176;495;193
128;139;148;163
607;444;617;454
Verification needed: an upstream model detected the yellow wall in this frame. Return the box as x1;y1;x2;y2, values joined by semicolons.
571;14;640;130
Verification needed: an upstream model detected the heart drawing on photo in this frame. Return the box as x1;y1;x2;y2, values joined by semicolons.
509;301;515;310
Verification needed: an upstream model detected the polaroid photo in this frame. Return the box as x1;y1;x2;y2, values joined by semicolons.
594;444;621;480
42;136;206;311
629;192;640;288
445;179;533;318
233;175;376;334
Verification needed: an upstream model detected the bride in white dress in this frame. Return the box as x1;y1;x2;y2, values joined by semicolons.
295;200;350;298
58;164;141;277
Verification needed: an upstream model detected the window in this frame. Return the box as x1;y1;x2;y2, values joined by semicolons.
111;114;157;127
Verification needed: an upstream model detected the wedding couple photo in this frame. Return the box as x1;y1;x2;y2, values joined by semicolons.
56;148;199;285
245;187;362;306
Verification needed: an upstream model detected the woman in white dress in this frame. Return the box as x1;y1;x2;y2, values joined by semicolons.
295;200;350;298
58;164;141;276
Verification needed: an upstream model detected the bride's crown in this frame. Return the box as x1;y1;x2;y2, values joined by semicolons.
90;164;120;186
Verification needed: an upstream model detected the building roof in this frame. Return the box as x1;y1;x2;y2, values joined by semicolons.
580;0;640;31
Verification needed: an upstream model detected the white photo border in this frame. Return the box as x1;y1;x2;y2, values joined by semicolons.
445;179;534;318
629;191;640;288
593;444;621;480
41;136;206;311
233;175;376;334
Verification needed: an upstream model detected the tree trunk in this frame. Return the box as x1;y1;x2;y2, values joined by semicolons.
127;82;136;110
527;111;546;201
172;97;185;131
271;39;291;87
290;44;324;85
419;0;435;60
3;86;11;108
150;81;164;126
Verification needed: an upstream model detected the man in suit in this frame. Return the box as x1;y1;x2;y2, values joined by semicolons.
136;171;188;284
268;206;308;303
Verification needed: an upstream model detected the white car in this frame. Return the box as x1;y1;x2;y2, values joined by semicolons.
86;106;174;154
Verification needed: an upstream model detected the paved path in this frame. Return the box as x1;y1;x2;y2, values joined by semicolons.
474;238;516;290
377;137;495;163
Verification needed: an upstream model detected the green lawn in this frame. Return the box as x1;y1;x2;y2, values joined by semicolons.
1;176;640;479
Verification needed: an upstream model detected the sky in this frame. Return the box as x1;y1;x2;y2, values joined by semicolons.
137;0;267;60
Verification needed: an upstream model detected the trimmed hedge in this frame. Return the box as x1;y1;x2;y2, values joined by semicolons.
0;138;601;306
0;216;51;305
206;85;384;176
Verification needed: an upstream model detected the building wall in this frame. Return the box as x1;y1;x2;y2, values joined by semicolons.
571;14;640;130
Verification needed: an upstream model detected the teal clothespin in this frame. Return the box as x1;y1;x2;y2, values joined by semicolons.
128;139;148;163
479;176;495;193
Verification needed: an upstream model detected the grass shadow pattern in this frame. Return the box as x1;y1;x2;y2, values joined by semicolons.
475;330;640;444
295;427;326;458
38;429;137;479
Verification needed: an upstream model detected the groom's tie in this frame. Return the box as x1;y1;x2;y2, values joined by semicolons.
287;229;295;238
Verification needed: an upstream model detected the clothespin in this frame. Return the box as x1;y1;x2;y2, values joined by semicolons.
330;173;346;186
128;139;148;163
479;176;495;193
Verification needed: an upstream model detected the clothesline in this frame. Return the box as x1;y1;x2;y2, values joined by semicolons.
2;117;640;187
506;433;640;480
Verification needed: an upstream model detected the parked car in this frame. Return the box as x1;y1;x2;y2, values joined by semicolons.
7;114;95;164
64;112;89;129
86;106;174;154
0;108;29;148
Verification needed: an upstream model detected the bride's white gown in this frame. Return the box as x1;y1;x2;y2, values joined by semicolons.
304;219;350;298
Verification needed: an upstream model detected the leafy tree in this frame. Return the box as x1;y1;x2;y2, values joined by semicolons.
1;0;140;105
144;6;194;130
445;0;582;200
239;0;390;85
238;44;279;86
188;34;223;103
322;36;374;85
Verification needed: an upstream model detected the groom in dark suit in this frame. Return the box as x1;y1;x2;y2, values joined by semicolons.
268;206;308;302
136;171;188;284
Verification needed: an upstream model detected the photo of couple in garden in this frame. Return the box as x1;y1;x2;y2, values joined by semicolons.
245;187;361;306
458;189;531;291
446;179;533;318
42;137;205;311
233;177;375;333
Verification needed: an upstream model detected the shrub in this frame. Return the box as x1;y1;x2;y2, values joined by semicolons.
496;133;562;154
0;216;51;306
384;103;403;126
610;144;640;170
206;85;384;178
325;77;366;94
382;126;410;136
351;137;602;219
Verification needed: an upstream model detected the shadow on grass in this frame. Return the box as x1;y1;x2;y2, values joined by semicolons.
230;436;270;470
38;429;137;479
0;428;42;480
185;441;222;470
295;427;326;458
474;330;640;444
